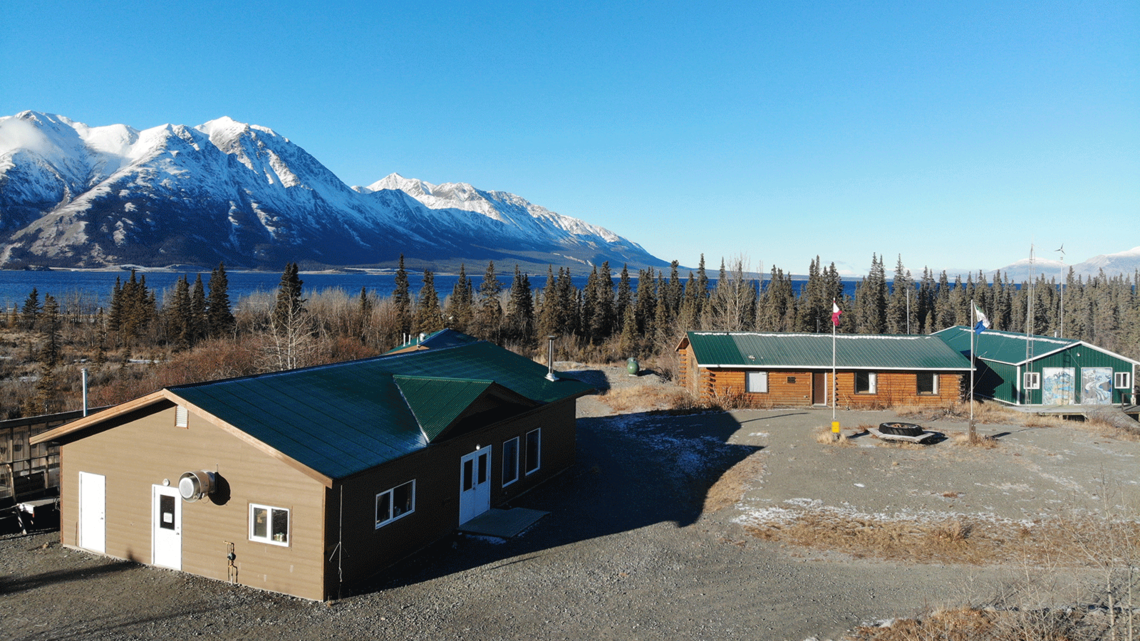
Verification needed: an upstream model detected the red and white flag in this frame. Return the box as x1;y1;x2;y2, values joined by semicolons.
831;301;842;327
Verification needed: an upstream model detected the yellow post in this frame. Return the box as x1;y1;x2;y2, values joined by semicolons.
831;421;840;434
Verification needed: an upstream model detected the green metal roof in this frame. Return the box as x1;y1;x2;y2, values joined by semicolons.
685;332;973;370
170;340;592;480
933;326;1081;365
384;328;481;354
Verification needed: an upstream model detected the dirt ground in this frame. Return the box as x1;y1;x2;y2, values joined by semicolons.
2;364;1137;640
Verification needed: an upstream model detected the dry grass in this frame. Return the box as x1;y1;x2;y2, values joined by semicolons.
843;605;1090;641
702;450;766;514
949;431;1000;449
743;509;1140;569
600;385;703;414
814;427;852;445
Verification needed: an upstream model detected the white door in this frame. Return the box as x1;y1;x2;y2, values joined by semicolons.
78;472;105;553
459;445;492;525
152;485;181;570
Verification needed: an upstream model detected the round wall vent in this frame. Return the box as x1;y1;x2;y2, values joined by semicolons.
178;470;216;502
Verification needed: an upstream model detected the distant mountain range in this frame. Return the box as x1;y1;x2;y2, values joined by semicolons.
993;246;1140;280
0;111;667;271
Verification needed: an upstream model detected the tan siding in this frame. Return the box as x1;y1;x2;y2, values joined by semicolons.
59;403;328;600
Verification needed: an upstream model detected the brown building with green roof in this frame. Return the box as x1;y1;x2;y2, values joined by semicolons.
31;333;592;600
676;331;971;408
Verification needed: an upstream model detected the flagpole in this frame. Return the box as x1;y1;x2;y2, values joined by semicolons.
830;299;840;439
969;300;976;442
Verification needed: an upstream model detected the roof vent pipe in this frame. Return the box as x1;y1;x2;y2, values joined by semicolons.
545;335;558;382
81;368;89;417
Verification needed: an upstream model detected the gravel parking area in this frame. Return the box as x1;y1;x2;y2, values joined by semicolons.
2;365;1136;640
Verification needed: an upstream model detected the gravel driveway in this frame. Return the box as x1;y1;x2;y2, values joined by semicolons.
2;365;1136;640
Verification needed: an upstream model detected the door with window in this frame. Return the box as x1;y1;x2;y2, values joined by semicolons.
78;472;105;553
152;485;181;570
459;445;492;524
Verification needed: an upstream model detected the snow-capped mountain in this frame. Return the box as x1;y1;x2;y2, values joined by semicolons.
997;247;1140;280
0;111;666;271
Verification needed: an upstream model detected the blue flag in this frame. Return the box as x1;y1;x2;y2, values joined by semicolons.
973;303;991;334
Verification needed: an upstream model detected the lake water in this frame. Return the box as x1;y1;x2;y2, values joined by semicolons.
0;269;860;310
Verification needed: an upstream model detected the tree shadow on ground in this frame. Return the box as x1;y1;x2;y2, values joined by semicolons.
349;408;759;597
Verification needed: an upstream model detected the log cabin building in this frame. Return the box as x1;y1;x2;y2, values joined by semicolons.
677;332;971;408
31;335;591;600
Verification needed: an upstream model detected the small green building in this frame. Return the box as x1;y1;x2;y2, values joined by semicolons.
935;326;1138;406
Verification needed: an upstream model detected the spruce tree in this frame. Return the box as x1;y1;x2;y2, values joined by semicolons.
190;274;207;344
885;255;914;334
273;263;305;328
167;276;192;350
413;269;444;335
393;254;412;340
537;266;559;339
38;294;61;367
590;261;614;341
444;263;474;332
207;262;234;338
20;287;41;330
474;261;503;341
635;268;657;335
615;265;633;328
358;286;373;343
505;266;535;346
108;277;123;333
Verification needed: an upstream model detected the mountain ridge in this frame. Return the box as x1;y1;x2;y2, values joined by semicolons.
0;111;667;272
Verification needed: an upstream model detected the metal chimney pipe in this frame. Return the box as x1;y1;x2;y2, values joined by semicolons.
81;368;89;416
545;335;558;382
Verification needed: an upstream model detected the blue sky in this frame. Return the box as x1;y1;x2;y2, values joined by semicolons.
3;1;1136;276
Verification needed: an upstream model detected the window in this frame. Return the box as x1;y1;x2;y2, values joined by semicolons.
375;480;415;528
175;406;188;428
855;372;877;394
502;437;519;487
916;372;938;395
525;429;541;475
250;504;289;546
1115;371;1133;390
1023;372;1041;390
746;372;768;393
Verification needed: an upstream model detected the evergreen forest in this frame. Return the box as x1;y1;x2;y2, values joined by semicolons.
2;253;1138;420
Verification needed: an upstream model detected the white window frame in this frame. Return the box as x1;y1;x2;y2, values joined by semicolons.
1115;371;1132;390
502;437;520;487
249;503;290;546
855;372;877;394
525;428;541;476
175;405;188;428
375;480;416;529
1023;372;1041;390
916;372;939;395
745;371;768;393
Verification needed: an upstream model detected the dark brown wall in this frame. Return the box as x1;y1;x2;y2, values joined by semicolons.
324;397;577;594
59;403;328;600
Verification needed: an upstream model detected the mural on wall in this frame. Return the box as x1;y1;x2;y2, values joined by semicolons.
1080;367;1113;405
1042;367;1075;405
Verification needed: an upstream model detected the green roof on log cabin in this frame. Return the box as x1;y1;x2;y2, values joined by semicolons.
682;331;973;371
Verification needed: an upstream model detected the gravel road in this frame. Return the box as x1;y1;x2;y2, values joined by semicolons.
2;365;1135;640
